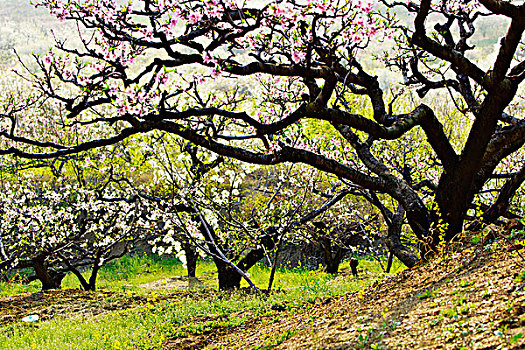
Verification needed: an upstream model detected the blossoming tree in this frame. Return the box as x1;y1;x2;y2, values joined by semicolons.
0;172;150;290
128;133;362;289
1;0;524;267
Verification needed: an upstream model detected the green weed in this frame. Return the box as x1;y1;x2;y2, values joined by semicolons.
0;254;378;350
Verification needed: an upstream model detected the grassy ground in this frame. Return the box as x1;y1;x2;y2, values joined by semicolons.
188;228;525;350
0;255;393;350
0;254;187;297
6;230;523;350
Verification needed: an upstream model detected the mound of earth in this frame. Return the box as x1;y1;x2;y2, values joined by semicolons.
165;229;525;350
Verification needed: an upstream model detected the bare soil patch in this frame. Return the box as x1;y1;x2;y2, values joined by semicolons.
0;289;142;326
0;275;212;327
139;276;204;290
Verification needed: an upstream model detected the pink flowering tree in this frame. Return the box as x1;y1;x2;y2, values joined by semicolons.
1;0;525;267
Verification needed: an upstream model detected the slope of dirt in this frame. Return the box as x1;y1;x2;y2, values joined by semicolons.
167;229;525;350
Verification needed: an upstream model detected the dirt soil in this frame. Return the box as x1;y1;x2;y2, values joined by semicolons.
0;275;211;327
139;276;204;290
164;230;525;350
0;289;143;326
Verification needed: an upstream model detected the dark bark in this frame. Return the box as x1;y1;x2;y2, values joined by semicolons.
184;242;198;278
267;236;284;293
324;254;344;274
62;260;91;291
384;230;418;268
334;125;432;246
482;164;525;224
468;164;525;232
33;259;64;290
410;0;524;242
386;251;394;273
318;236;347;274
349;258;359;278
85;251;104;291
215;260;243;290
211;228;277;290
387;223;418;267
364;192;420;267
436;88;515;241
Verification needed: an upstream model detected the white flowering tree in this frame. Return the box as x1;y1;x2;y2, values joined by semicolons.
122;131;374;289
0;161;152;291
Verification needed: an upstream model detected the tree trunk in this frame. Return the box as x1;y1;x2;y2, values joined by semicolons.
267;235;284;293
86;253;103;291
349;258;359;277
216;261;242;290
325;256;342;274
67;265;91;291
386;250;394;273
385;206;419;267
482;164;525;225
384;232;418;268
184;242;198;278
33;260;63;290
323;242;347;274
435;178;469;242
436;88;516;243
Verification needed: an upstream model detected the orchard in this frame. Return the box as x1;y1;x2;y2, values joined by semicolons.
0;0;524;348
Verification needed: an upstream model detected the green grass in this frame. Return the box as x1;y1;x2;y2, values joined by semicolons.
1;254;405;297
240;256;404;293
0;281;371;350
0;254;402;350
0;254;188;297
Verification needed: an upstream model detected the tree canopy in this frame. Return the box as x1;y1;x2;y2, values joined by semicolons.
1;0;524;266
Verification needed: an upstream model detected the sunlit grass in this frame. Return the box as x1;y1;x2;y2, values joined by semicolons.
0;254;406;297
0;253;405;349
0;253;189;297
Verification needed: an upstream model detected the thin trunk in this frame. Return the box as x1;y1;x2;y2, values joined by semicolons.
194;211;261;292
365;192;420;267
386;250;394;273
350;258;359;277
320;237;334;273
86;251;104;291
68;265;90;290
267;234;284;293
184;242;197;278
57;253;91;290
